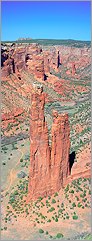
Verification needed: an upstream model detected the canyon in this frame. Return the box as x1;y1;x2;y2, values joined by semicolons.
1;40;91;240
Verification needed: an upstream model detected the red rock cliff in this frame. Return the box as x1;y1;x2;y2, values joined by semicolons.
28;85;70;200
51;110;70;192
28;85;51;199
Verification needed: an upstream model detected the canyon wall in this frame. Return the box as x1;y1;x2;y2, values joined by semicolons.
1;43;91;80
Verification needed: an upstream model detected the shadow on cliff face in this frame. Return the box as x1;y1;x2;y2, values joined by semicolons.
69;151;75;173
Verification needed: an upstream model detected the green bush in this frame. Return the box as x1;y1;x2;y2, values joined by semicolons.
7;206;10;209
2;162;6;165
54;192;58;197
72;214;78;220
72;202;76;207
61;203;64;208
77;202;82;208
58;209;63;214
14;190;18;195
50;235;53;238
46;231;49;235
39;229;44;234
47;219;51;222
70;189;74;194
56;233;63;238
2;146;8;151
38;196;43;201
65;184;69;192
4;227;7;230
52;199;56;204
55;217;58;222
20;158;23;162
48;207;55;212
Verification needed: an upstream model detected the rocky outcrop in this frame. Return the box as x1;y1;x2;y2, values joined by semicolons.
28;85;70;200
2;43;90;81
28;84;51;199
72;62;76;76
34;55;45;80
44;52;50;74
51;110;70;192
1;58;14;78
1;108;24;121
12;48;26;73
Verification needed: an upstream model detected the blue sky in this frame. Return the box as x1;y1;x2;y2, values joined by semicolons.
1;1;91;41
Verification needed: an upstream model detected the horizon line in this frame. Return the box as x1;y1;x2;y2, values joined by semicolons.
1;38;91;42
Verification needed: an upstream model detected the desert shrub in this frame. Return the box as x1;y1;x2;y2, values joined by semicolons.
72;214;78;220
75;196;79;201
54;192;58;197
2;162;6;165
57;205;60;208
9;197;15;203
7;206;10;209
46;231;49;235
58;209;63;214
41;202;45;207
55;217;58;222
77;202;82;208
48;207;55;212
2;146;8;151
72;202;76;207
52;199;56;204
89;190;91;195
70;189;74;194
50;235;53;238
56;233;63;238
82;198;87;203
38;196;43;201
65;184;69;193
47;219;51;222
61;203;64;208
20;158;23;162
4;227;7;230
14;190;18;195
48;196;51;200
39;229;44;234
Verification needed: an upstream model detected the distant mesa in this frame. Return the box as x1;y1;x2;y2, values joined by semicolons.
17;37;32;41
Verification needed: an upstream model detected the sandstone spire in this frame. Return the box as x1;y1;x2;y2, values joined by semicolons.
28;84;70;200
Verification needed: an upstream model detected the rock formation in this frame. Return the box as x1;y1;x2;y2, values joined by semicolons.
51;110;70;192
1;43;91;81
44;52;50;74
34;55;45;80
72;62;76;76
28;85;70;200
1;58;14;78
12;48;26;73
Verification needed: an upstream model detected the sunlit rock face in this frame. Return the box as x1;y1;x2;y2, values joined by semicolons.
28;84;70;200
